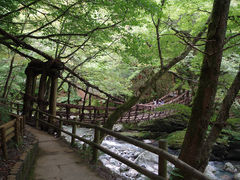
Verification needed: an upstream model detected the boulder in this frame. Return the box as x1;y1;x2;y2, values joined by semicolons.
204;164;218;180
142;114;188;133
223;162;237;173
113;124;124;132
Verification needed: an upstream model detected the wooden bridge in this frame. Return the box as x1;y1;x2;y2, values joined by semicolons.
32;90;191;124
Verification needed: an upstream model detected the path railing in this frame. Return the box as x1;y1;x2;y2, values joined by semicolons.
0;113;24;159
31;107;210;180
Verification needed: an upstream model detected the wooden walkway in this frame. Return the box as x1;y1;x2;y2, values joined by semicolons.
55;90;192;124
27;125;103;180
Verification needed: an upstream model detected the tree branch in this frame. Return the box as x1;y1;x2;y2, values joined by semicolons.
0;0;40;20
0;28;54;61
101;19;209;137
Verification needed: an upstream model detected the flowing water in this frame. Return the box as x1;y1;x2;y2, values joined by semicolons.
62;126;240;180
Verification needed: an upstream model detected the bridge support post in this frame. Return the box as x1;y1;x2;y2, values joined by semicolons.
48;74;58;133
158;139;167;179
58;119;63;137
91;122;100;164
38;73;47;129
71;123;76;146
36;106;39;129
23;71;36;124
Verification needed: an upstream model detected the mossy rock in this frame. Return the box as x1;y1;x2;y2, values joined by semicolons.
120;131;156;140
166;130;186;149
139;114;188;133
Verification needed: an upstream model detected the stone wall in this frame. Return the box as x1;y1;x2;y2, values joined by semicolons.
7;140;38;180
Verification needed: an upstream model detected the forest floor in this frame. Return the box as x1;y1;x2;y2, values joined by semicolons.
28;126;104;180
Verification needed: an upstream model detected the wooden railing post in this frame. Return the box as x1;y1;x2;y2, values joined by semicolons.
71;122;76;146
91;122;100;164
66;106;70;121
15;118;20;145
20;116;24;136
58;119;63;137
148;107;151;121
158;140;167;179
134;105;139;122
142;106;145;120
104;98;109;123
36;107;39;129
93;107;97;123
1;128;7;159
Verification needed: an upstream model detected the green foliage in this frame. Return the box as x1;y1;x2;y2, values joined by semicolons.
227;118;240;126
230;100;240;118
222;129;240;141
156;104;192;118
58;95;81;104
0;105;10;124
166;130;186;149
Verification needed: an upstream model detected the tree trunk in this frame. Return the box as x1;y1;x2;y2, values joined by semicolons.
175;0;231;179
198;68;240;171
100;22;208;140
2;55;15;99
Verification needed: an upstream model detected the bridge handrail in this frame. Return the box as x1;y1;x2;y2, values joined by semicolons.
31;107;211;180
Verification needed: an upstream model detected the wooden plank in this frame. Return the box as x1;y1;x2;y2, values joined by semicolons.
1;128;7;159
6;132;15;142
0;119;16;130
6;127;14;136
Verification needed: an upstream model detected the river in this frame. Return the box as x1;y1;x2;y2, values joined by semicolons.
61;126;240;180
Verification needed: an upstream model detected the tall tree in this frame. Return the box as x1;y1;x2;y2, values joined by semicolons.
174;0;232;179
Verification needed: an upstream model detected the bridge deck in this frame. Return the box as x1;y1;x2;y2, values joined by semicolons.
27;125;103;180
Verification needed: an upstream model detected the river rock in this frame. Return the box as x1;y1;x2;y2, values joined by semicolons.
120;164;129;172
134;151;158;165
234;173;240;180
141;114;188;133
113;124;124;132
224;162;237;173
128;169;139;177
204;164;218;180
105;163;120;173
143;139;152;144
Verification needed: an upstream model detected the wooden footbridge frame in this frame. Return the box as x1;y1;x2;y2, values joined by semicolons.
22;60;192;126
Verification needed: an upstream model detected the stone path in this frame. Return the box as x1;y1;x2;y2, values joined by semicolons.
27;126;103;180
